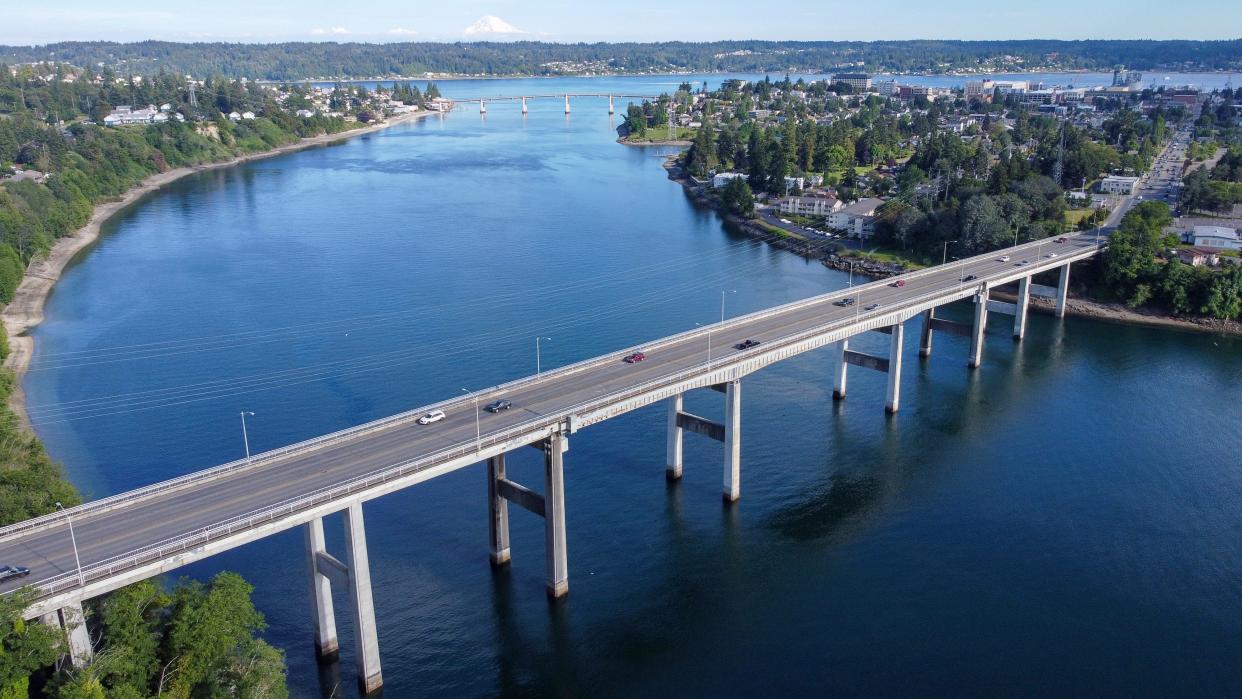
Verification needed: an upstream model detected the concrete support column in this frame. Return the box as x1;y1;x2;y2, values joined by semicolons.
564;95;571;114
304;517;339;661
723;381;742;503
488;454;511;566
608;94;615;114
885;324;904;414
1056;264;1071;318
521;96;528;114
919;309;934;358
343;504;382;694
969;291;988;369
832;340;849;399
479;99;486;114
665;394;684;481
1014;276;1031;340
61;601;92;667
544;432;569;598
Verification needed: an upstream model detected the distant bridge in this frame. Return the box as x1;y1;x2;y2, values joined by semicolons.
0;233;1103;694
445;93;661;115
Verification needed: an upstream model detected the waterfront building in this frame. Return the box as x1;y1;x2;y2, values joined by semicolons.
711;172;747;189
778;194;843;217
827;198;884;238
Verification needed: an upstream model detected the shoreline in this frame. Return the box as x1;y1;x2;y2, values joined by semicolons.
0;109;434;428
660;155;1242;339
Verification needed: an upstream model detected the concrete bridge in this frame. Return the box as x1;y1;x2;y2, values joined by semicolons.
448;93;660;115
0;233;1102;693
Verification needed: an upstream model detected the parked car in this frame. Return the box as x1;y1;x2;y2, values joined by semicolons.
623;352;647;363
734;339;761;350
890;280;906;288
0;566;30;583
417;410;446;425
485;399;512;413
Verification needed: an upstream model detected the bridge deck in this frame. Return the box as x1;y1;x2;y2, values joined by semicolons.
0;233;1102;615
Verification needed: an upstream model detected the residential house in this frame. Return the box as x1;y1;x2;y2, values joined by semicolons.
711;172;747;189
778;194;843;217
828;198;885;238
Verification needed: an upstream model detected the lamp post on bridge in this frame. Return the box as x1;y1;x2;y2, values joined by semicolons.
942;239;958;266
461;388;481;453
536;336;552;376
55;502;84;588
240;411;255;463
695;322;712;367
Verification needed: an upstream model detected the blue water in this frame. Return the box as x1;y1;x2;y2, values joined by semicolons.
24;76;1242;696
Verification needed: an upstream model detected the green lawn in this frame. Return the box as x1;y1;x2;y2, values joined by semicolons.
624;126;696;143
1065;209;1096;226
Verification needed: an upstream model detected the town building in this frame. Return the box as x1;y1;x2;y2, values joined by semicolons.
827;198;885;238
832;73;872;92
711;172;747;189
1099;175;1140;195
1177;247;1220;266
1183;225;1242;250
778;194;843;217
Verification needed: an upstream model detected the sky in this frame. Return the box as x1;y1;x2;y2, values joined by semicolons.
1;0;1239;45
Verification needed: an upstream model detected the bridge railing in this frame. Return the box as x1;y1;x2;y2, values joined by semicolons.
15;237;1108;603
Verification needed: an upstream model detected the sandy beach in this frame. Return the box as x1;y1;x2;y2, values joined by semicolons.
0;110;434;427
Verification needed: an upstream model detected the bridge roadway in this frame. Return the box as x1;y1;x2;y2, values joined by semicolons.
0;234;1101;622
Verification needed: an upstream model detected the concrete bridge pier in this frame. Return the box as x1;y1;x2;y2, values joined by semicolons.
1014;276;1031;340
564;95;571;114
487;454;511;565
722;381;742;503
1056;264;1071;318
919;310;934;358
665;394;684;481
343;504;382;694
969;290;989;369
521;97;528;114
304;517;339;661
885;324;905;414
833;339;849;399
479;99;486;114
608;94;615;114
543;432;569;598
48;601;93;667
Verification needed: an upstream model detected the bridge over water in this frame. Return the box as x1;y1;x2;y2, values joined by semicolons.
444;93;660;115
0;233;1102;693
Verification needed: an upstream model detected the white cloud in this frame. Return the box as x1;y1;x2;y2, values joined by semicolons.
310;26;350;35
463;15;525;36
387;27;418;36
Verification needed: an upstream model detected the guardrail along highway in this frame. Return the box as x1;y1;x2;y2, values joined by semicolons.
0;232;1104;693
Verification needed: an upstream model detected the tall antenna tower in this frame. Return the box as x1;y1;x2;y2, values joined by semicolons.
1052;121;1066;187
188;82;198;109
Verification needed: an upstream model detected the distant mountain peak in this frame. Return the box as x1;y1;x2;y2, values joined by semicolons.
463;15;524;36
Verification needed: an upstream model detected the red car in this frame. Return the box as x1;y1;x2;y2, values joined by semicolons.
890;280;906;288
624;352;647;363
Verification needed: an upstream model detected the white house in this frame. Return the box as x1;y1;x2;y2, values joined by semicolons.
241;111;256;120
295;109;315;118
1184;225;1242;250
1099;176;1140;195
711;172;747;189
827;198;885;238
228;112;241;121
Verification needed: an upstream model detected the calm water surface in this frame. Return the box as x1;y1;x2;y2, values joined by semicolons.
24;76;1242;696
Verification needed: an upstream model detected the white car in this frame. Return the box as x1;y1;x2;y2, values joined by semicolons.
998;255;1010;262
1046;252;1058;259
417;410;446;425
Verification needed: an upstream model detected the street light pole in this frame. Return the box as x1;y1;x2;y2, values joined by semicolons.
942;239;958;266
720;289;736;327
536;336;551;375
461;388;481;453
240;411;255;463
695;322;712;366
55;502;84;588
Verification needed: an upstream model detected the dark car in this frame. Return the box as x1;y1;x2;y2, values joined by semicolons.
865;303;881;311
1056;237;1068;243
623;352;647;363
833;298;856;307
889;280;907;288
485;399;512;413
734;339;760;350
0;566;30;583
961;274;977;282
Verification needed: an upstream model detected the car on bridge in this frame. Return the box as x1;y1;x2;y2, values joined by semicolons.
998;255;1010;262
734;339;761;350
485;399;512;413
833;298;856;307
0;565;30;583
865;303;881;311
623;352;647;363
417;410;446;425
961;275;978;282
889;280;906;288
